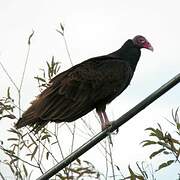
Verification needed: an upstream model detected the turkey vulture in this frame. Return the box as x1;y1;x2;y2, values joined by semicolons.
15;35;153;131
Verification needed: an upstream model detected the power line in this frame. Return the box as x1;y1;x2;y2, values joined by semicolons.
37;73;180;180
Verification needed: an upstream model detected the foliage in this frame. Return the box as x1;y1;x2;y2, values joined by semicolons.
0;87;16;121
142;108;180;172
119;109;180;180
115;162;156;180
34;56;61;90
0;56;102;179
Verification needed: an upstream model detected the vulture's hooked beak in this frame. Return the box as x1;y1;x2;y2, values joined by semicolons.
144;42;154;51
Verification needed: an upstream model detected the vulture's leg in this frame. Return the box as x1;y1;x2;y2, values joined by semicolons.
97;110;113;144
102;111;113;144
102;111;111;127
97;110;111;130
96;111;106;130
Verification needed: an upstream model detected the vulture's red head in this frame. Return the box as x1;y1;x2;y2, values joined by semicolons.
132;35;153;51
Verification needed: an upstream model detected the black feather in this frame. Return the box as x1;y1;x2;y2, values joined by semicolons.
15;37;151;131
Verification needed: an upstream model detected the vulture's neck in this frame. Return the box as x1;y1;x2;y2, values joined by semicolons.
109;39;141;71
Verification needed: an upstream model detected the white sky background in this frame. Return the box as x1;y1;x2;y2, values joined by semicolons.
0;0;179;179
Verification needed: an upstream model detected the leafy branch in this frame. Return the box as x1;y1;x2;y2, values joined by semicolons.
142;108;180;172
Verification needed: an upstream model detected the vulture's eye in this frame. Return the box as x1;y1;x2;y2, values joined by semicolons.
139;38;145;44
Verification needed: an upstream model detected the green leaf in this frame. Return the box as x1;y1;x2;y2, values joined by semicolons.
31;146;38;160
177;148;180;159
28;30;34;45
136;175;144;180
28;134;37;146
157;160;174;171
41;134;51;141
127;164;146;180
149;148;165;159
145;127;156;132
60;23;64;32
128;165;135;175
26;153;32;157
20;143;25;150
4;114;16;119
10;158;18;165
177;122;180;130
128;165;136;180
76;158;81;165
150;133;157;137
142;140;157;147
51;141;57;145
56;29;64;36
7;163;15;173
8;128;21;136
7;87;11;99
23;164;28;177
7;138;19;141
173;108;179;123
46;151;50;160
155;129;164;140
163;151;171;155
171;137;180;145
115;165;120;171
157;141;167;147
34;76;46;82
157;123;162;130
27;143;34;148
145;127;164;140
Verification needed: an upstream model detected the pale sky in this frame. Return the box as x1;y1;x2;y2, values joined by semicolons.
0;0;179;179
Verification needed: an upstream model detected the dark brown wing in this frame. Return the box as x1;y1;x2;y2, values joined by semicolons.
16;57;133;130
